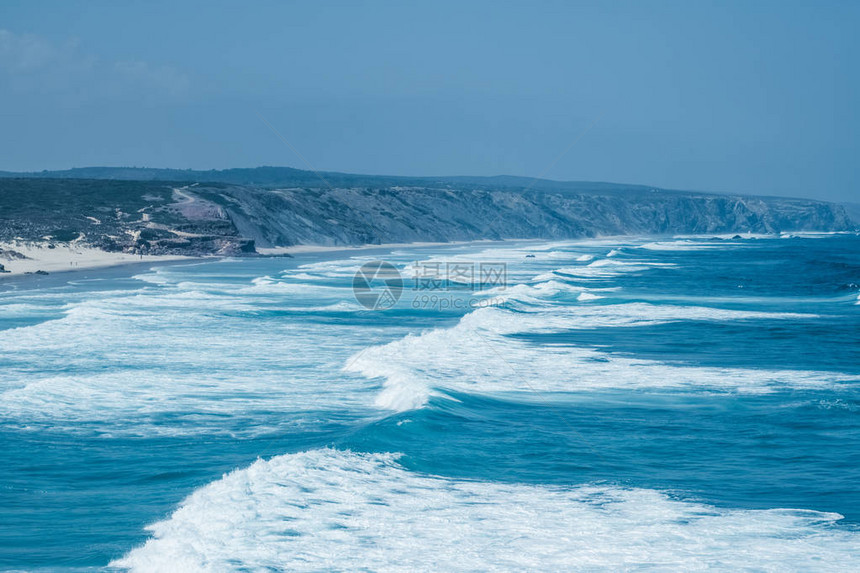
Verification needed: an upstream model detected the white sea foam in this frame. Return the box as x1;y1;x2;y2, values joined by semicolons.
345;304;845;411
114;449;860;572
462;301;816;332
0;284;380;435
638;241;730;251
239;277;353;297
250;274;276;285
402;251;567;284
0;302;59;318
290;258;369;278
672;232;775;240
131;271;172;285
550;259;676;279
283;271;325;281
789;231;858;238
283;300;364;312
577;291;603;301
483;280;593;303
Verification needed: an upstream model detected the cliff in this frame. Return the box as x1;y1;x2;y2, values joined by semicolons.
0;168;854;256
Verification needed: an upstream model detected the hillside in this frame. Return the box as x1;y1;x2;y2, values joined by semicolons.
0;168;855;259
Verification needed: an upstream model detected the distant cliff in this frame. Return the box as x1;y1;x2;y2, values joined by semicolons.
0;167;854;256
201;185;855;248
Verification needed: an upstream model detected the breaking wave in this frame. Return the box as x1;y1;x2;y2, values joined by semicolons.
114;448;860;572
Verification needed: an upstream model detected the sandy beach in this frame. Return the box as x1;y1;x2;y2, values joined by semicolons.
0;239;510;281
0;241;195;278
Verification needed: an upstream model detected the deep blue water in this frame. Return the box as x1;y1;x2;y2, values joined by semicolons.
1;234;858;571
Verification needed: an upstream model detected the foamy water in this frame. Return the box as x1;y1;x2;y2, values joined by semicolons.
115;449;858;572
1;234;859;571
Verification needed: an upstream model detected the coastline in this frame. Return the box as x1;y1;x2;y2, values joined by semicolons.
0;239;517;290
6;231;848;290
0;234;769;288
0;257;212;292
0;240;494;282
255;239;522;256
0;242;197;278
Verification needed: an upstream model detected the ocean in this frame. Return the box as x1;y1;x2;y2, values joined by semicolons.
1;233;858;571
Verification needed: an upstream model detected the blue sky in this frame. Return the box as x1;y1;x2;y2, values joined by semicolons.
1;0;857;201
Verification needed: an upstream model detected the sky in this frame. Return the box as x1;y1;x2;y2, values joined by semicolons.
1;0;857;202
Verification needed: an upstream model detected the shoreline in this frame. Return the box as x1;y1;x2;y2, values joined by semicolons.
0;257;211;291
4;231;848;290
0;242;199;278
0;238;531;278
255;239;530;256
0;239;513;290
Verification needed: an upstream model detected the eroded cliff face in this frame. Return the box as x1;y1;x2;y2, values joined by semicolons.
197;185;856;248
0;176;854;255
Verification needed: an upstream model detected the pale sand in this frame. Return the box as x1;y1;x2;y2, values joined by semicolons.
0;241;195;278
0;238;550;279
0;239;507;278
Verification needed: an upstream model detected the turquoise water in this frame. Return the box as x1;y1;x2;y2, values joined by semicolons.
1;234;859;570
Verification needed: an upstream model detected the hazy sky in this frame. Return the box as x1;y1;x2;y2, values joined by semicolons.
1;1;857;201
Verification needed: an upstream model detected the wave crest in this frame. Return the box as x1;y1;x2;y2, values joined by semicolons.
113;448;858;572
